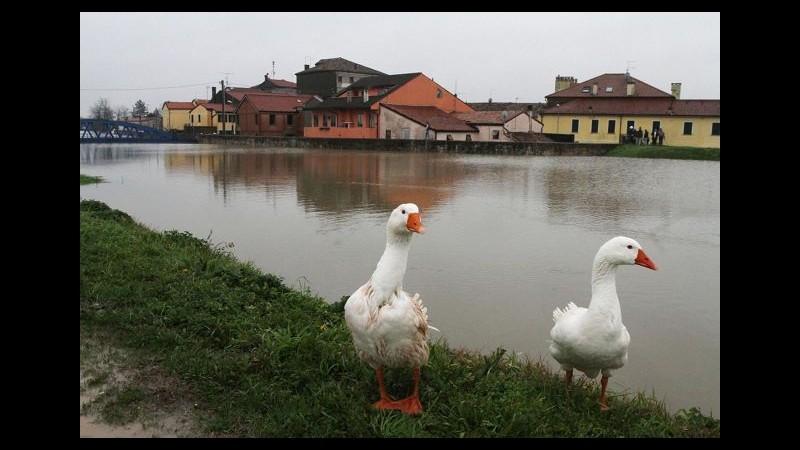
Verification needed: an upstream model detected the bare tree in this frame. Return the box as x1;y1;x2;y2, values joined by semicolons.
115;105;130;121
132;99;148;118
90;98;114;120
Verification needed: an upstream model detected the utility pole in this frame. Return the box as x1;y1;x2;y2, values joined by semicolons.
220;79;225;135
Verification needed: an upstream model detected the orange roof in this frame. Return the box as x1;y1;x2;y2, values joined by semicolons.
238;93;315;113
163;101;195;110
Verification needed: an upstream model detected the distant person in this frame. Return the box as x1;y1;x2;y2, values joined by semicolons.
637;127;643;145
627;125;635;144
657;128;665;145
643;129;649;145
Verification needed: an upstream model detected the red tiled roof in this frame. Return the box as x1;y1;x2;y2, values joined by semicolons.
546;73;673;99
222;88;266;102
541;98;720;116
382;104;476;132
238;93;315;113
268;79;296;88
452;110;526;125
163;101;195;110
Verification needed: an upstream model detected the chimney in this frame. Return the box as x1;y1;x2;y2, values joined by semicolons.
592;83;598;95
671;82;682;99
212;86;217;99
304;64;310;70
626;81;636;96
555;75;578;92
363;89;369;102
265;74;269;82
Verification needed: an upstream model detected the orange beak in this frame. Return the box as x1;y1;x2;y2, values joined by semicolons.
635;248;657;270
406;212;425;234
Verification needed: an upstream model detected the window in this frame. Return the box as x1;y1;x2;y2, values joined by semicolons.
198;114;202;123
465;134;472;141
287;115;293;126
436;89;443;98
357;114;363;127
338;76;343;83
349;76;355;83
571;119;579;133
652;121;661;132
683;122;693;135
581;86;591;93
626;120;635;130
330;115;337;127
446;134;453;140
191;114;194;124
255;114;259;124
591;119;599;133
711;122;720;136
385;130;392;139
607;119;616;134
605;86;613;93
322;115;328;127
369;114;377;128
269;114;276;125
313;115;319;127
492;130;500;140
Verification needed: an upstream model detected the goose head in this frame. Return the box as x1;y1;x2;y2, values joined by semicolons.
597;236;657;270
388;203;425;235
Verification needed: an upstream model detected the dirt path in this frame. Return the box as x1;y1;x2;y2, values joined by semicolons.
80;336;201;438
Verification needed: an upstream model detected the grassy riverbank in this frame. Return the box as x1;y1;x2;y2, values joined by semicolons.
607;145;720;161
79;198;720;437
80;174;104;185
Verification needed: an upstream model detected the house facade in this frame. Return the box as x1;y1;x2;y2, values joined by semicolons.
452;110;541;141
161;101;195;131
380;104;477;141
304;73;473;139
188;103;237;134
236;93;315;136
295;57;386;98
541;73;719;148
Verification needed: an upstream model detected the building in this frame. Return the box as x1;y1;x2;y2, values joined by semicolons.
452;110;542;141
236;93;316;136
540;73;720;148
295;57;385;98
161;101;196;131
545;73;673;107
380;104;477;140
304;73;473;139
250;74;297;93
187;102;237;134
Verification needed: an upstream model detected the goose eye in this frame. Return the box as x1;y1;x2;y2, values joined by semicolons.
401;209;406;214
627;245;633;249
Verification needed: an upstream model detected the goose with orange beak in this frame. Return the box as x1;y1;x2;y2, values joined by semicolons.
549;236;657;410
344;203;430;415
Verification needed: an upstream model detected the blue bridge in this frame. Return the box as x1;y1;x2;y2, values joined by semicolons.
80;118;195;143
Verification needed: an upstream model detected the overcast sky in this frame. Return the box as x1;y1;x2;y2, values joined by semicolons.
80;12;720;116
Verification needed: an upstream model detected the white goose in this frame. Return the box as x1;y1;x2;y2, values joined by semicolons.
344;203;429;415
549;236;657;410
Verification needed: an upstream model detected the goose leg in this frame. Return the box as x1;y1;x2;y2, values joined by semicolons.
396;366;423;415
599;375;609;411
372;366;397;410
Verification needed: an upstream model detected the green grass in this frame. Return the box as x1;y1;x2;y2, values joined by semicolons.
81;174;104;185
607;144;720;161
80;199;720;437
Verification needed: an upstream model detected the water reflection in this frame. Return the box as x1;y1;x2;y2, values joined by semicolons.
80;144;719;418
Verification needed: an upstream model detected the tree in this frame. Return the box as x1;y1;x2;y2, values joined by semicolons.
90;98;114;120
132;99;148;118
115;105;130;121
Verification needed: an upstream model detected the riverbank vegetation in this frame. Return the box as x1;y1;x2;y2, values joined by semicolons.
80;174;104;185
607;145;720;161
80;198;720;437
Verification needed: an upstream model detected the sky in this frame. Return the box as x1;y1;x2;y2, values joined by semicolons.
80;12;720;117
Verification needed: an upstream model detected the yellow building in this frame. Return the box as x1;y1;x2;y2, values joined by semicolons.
541;73;719;148
161;101;195;131
188;103;237;134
